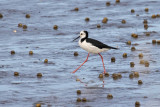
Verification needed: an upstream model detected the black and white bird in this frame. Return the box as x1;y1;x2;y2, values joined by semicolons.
72;31;118;74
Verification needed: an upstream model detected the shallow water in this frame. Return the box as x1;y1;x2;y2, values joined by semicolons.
0;0;160;107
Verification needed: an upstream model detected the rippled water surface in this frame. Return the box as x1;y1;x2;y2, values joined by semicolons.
0;0;160;107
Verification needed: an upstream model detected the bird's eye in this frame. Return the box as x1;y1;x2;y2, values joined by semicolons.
80;33;82;35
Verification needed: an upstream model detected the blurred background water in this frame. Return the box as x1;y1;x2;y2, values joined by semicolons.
0;0;160;106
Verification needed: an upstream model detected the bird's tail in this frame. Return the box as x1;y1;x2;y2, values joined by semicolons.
110;46;118;50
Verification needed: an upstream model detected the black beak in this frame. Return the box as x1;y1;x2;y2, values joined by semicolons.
73;36;80;41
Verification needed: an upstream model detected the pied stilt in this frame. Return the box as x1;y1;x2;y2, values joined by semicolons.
72;31;118;74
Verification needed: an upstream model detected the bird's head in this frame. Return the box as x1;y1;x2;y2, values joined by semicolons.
73;31;88;41
80;31;88;39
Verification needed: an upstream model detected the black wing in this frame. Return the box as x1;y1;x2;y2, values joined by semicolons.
86;38;118;49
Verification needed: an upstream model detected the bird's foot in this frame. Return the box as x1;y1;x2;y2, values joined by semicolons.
71;71;75;73
71;70;77;73
103;71;106;74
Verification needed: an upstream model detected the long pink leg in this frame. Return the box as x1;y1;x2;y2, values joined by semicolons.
72;53;90;73
98;53;106;74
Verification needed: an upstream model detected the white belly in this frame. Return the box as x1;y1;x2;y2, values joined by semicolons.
78;40;109;54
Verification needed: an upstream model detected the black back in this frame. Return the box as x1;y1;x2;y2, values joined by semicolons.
86;38;117;49
81;31;117;49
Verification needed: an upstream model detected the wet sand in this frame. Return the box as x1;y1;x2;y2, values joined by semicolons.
0;0;160;107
